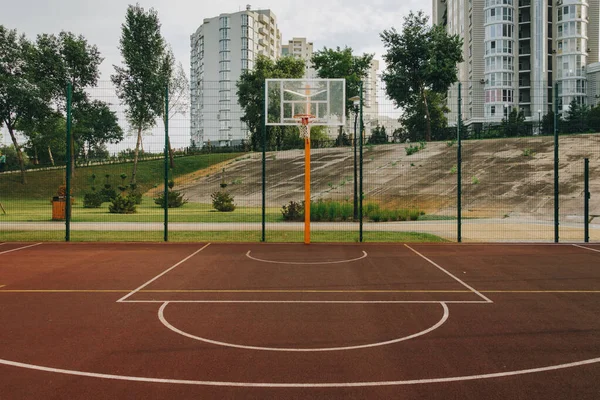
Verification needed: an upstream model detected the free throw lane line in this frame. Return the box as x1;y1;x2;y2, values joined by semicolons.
0;356;599;387
158;301;449;352
246;250;367;265
573;244;600;253
404;244;493;303
0;243;42;256
116;243;211;303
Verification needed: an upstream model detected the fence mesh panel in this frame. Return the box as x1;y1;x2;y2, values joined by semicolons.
1;79;599;242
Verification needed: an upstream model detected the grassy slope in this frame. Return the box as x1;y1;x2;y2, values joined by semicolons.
0;153;242;200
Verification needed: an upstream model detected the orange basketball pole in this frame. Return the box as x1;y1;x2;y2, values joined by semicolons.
304;134;310;244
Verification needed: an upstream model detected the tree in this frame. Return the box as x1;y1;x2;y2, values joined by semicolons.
368;125;388;144
72;99;123;162
381;10;463;141
162;45;189;167
18;109;66;166
501;108;526;137
30;31;103;176
311;46;373;113
588;105;600;132
400;91;450;142
237;55;305;150
0;26;45;183
112;4;169;184
311;46;373;142
562;99;589;133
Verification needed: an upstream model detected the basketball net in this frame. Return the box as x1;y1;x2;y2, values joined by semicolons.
294;114;316;140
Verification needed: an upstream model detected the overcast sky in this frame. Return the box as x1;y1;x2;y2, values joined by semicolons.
0;0;431;149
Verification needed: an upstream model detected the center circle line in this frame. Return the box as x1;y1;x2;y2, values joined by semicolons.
246;250;368;265
158;301;449;352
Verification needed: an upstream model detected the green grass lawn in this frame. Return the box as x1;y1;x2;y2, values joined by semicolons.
0;197;283;222
0;230;448;243
0;153;242;200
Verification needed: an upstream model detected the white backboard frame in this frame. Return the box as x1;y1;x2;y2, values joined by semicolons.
265;79;346;126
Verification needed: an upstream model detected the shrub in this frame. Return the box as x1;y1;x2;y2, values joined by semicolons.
83;192;103;208
154;181;188;209
99;188;117;202
211;190;236;212
405;144;420;155
281;200;304;221
109;194;137;214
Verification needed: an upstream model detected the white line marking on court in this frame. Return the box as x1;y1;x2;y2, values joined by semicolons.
158;302;449;352
0;356;599;387
0;243;42;256
246;251;367;265
122;300;490;304
573;244;600;253
116;243;211;303
404;245;493;303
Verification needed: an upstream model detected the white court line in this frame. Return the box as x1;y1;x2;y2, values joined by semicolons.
158;301;449;352
573;244;600;254
404;245;493;303
246;250;367;265
0;243;42;256
122;300;490;304
0;356;599;387
116;243;211;303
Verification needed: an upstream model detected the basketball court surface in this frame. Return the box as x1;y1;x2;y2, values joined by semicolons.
0;241;599;399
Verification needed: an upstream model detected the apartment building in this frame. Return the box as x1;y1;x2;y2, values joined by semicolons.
190;6;281;147
281;37;316;78
433;0;599;129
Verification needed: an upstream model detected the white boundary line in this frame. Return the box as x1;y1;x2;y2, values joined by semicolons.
158;301;449;352
0;243;42;256
122;300;490;304
116;244;211;303
404;245;493;303
573;244;600;253
246;250;367;265
0;356;599;387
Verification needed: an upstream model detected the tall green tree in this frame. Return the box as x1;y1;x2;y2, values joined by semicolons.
30;31;103;176
0;26;46;183
311;46;374;114
381;10;463;141
311;46;373;142
236;55;305;150
72;99;123;162
112;4;169;184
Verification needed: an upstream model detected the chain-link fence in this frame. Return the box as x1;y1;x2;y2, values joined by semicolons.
1;80;598;242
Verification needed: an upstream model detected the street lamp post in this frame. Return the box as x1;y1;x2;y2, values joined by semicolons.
349;96;360;220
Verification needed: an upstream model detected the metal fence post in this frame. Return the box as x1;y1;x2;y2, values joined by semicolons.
65;82;72;242
554;82;559;243
359;81;364;243
261;83;266;243
457;83;462;243
584;158;589;243
164;85;169;242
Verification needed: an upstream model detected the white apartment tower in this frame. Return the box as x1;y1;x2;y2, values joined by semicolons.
281;37;316;78
433;0;599;128
190;6;281;147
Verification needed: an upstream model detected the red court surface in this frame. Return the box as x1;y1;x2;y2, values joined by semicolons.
0;241;599;399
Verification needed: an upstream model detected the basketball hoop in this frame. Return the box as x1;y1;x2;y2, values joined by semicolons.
293;114;316;140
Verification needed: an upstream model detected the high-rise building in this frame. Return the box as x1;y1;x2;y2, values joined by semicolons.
190;6;281;147
432;0;599;129
281;37;316;78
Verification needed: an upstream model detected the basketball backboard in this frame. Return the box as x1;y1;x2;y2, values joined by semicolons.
265;79;346;126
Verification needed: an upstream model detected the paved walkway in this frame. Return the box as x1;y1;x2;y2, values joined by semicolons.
2;219;599;242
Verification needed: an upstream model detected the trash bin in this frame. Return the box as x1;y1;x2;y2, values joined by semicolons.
52;197;66;220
